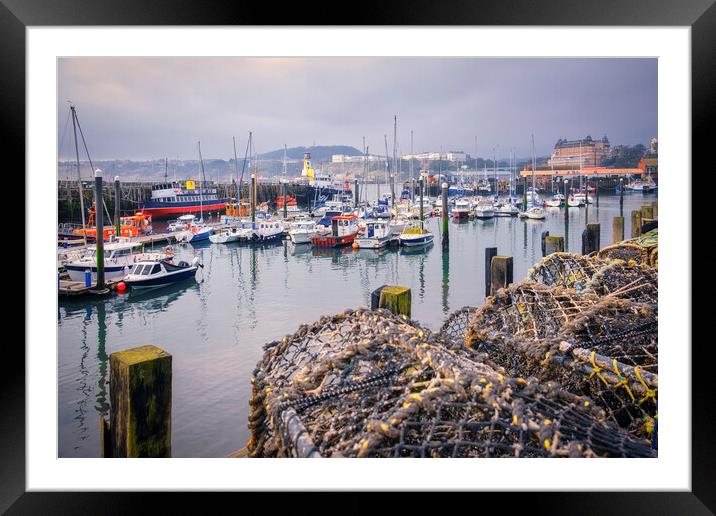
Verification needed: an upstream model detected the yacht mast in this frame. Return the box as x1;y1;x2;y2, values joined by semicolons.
70;105;87;245
198;140;206;221
531;134;537;206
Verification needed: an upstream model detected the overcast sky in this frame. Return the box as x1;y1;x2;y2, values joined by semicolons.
58;57;657;161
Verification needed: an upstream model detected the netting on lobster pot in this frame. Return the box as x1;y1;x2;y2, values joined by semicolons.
585;261;658;304
528;253;603;293
248;308;654;458
463;282;603;350
475;297;658;442
438;306;479;347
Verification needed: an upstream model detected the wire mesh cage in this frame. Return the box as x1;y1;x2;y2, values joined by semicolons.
474;297;658;441
248;308;655;458
527;253;658;304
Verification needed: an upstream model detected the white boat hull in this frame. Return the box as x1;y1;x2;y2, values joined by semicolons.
399;232;434;247
289;231;316;244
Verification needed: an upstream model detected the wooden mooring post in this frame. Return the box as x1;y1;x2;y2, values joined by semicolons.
484;247;497;298
490;256;513;295
631;210;642;238
544;235;565;255
581;223;600;255
102;345;172;458
370;285;411;318
651;200;658;219
541;230;549;257
612;216;625;244
641;204;654;221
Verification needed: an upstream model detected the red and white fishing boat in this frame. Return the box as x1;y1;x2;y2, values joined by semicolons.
310;214;359;248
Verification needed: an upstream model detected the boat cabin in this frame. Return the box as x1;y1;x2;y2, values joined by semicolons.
331;215;358;237
365;220;389;238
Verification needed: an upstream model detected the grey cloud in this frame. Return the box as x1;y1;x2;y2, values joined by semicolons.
58;57;657;161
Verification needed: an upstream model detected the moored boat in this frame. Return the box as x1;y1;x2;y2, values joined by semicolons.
123;257;202;289
288;219;317;244
398;223;434;247
354;220;393;249
473;198;496;219
451;198;471;220
311;214;359;248
64;240;168;283
209;226;241;244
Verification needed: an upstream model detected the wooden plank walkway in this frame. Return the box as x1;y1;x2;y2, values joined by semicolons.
58;277;122;298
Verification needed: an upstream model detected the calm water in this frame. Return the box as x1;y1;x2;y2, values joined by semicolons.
58;191;657;457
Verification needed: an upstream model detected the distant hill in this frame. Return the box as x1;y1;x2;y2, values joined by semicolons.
258;145;362;163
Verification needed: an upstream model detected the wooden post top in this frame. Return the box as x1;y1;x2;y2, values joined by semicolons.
110;345;171;367
380;285;411;297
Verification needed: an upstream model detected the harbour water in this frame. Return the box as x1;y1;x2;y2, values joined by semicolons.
58;191;656;457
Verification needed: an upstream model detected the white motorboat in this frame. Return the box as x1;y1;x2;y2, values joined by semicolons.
625;178;656;192
64;239;168;283
209;227;241;244
495;202;520;216
288;219;317;244
519;206;546;220
567;196;584;207
451;198;471;220
123;257;202;289
354;220;394;249
473;198;495;219
545;195;563;208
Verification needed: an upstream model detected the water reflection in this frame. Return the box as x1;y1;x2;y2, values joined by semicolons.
95;302;109;418
441;250;449;315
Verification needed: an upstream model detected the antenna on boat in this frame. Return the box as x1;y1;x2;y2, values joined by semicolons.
164;157;168;181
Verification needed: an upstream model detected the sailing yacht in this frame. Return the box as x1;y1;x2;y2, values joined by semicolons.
519;135;546;220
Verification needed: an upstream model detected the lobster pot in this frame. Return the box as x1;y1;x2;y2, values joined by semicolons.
597;228;657;266
528;253;658;304
248;309;655;458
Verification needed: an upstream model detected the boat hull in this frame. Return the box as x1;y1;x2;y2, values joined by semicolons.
140;201;228;218
473;209;495;219
124;267;197;289
311;232;358;248
65;263;128;282
399;233;434;247
354;236;390;249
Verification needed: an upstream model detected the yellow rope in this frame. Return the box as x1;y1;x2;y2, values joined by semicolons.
588;351;609;386
634;366;657;404
611;358;635;402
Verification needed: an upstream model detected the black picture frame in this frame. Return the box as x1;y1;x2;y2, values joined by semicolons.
6;0;710;511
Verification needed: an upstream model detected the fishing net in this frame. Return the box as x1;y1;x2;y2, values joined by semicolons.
248;308;654;458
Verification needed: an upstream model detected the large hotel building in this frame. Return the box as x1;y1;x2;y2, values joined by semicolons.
547;135;611;168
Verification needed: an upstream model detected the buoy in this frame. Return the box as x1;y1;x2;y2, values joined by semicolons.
117;282;127;293
352;241;359;250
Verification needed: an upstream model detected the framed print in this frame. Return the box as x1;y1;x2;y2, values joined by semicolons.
7;0;712;511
